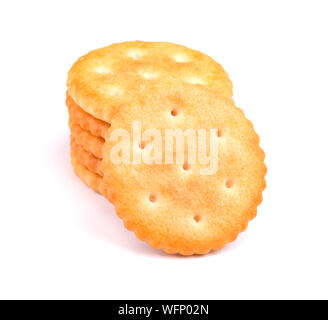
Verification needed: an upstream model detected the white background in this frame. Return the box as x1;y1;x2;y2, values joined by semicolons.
0;0;327;300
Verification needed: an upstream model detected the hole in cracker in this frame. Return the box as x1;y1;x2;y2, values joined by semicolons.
171;109;179;117
217;129;223;137
225;179;234;188
139;141;147;149
149;194;157;203
186;77;206;85
183;163;190;171
173;53;190;63
193;215;201;223
127;49;144;60
94;66;112;74
139;70;158;80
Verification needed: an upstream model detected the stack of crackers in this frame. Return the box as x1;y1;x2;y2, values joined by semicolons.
66;41;266;255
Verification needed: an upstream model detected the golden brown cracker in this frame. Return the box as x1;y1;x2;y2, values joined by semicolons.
101;82;266;255
67;41;233;123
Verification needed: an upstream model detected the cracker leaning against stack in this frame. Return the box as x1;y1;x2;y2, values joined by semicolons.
66;41;266;255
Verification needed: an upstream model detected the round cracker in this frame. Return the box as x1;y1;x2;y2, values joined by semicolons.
67;41;233;123
101;82;266;255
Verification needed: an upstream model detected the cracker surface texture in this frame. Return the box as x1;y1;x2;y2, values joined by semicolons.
67;41;233;123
